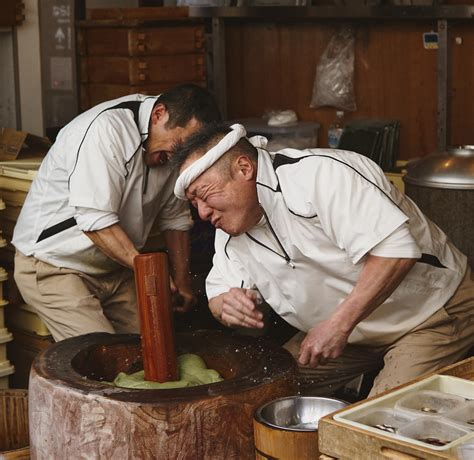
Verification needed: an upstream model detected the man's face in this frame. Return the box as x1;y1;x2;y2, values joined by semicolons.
183;155;261;236
144;104;201;167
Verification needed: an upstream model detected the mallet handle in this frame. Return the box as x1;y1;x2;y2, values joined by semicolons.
134;252;178;382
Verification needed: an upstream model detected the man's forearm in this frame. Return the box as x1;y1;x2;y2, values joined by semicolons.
331;255;417;334
162;229;191;283
84;223;139;269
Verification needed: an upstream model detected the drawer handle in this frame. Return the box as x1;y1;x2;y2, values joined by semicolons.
380;447;421;460
139;73;147;81
138;62;148;70
137;33;146;40
137;44;146;52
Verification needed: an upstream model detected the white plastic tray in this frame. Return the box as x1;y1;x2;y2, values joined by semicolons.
334;374;474;453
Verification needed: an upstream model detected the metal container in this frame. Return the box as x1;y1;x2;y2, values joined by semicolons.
254;396;348;459
404;145;474;269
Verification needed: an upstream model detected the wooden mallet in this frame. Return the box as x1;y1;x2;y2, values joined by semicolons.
134;252;179;382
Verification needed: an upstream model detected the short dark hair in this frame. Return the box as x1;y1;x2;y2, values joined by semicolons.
157;84;221;128
172;123;258;171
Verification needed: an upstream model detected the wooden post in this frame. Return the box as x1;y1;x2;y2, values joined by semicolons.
134;252;178;382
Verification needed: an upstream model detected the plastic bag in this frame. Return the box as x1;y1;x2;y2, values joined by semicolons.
310;27;357;112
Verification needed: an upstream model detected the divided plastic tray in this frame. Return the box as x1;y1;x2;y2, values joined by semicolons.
334;375;474;454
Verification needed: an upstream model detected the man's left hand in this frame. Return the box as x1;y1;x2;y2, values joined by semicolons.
298;319;350;368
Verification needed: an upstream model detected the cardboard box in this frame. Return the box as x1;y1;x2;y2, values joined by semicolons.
0;128;51;162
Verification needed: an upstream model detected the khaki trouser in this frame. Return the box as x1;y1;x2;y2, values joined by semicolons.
14;251;140;342
284;267;474;397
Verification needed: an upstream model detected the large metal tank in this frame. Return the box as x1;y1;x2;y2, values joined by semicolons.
404;145;474;269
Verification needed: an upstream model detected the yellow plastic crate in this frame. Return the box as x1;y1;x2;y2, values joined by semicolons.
6;304;50;337
0;268;8;330
0;328;13;362
385;171;406;194
0;189;28;207
0;360;15;389
0;161;41;193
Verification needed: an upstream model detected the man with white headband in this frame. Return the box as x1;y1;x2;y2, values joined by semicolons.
173;123;474;396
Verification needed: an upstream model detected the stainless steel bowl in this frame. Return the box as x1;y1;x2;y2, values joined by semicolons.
255;396;348;432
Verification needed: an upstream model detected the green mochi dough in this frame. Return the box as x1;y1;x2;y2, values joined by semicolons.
113;353;223;390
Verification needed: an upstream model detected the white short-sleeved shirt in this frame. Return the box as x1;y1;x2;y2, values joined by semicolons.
207;148;467;346
13;94;192;275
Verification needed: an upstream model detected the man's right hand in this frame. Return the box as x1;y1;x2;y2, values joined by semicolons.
209;288;264;329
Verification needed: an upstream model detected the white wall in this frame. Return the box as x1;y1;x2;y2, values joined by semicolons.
0;28;18;128
16;0;43;135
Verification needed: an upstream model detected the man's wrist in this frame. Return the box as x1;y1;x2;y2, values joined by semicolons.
329;309;356;336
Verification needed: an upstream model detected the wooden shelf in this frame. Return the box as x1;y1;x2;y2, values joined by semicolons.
189;5;474;21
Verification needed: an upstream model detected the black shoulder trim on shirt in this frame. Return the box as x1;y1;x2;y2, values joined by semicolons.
257;153;319;218
68;100;144;188
288;209;319;219
418;253;447;269
224;234;232;260
258;152;315;194
272;153;313;170
107;101;141;128
256;181;279;193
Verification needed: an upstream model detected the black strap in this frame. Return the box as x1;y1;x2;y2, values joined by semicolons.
36;217;77;243
419;253;447;269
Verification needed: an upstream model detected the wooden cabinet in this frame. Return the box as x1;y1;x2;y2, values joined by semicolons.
0;0;24;27
79;26;205;56
78;12;207;110
81;54;205;85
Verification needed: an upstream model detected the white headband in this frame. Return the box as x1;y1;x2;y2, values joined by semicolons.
174;123;247;200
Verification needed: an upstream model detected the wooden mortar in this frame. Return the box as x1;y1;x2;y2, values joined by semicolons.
29;331;297;459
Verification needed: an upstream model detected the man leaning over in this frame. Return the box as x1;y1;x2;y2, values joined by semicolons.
13;84;221;341
171;123;474;396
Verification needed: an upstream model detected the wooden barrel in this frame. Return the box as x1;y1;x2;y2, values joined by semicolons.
254;420;319;459
29;330;296;459
253;396;348;460
0;389;29;460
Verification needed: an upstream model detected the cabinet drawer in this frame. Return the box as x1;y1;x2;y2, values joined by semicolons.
81;55;206;85
78;26;205;56
80;81;206;110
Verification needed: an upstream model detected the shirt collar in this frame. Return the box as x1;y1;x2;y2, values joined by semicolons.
256;148;280;195
138;95;160;140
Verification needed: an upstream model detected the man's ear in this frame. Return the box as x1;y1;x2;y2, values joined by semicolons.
234;155;255;180
151;103;167;125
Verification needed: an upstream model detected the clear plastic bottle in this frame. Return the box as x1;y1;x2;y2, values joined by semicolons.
327;111;345;149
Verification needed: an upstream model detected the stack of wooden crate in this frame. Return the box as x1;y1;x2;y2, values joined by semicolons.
0;161;54;388
0;257;14;388
78;8;207;110
0;185;14;388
